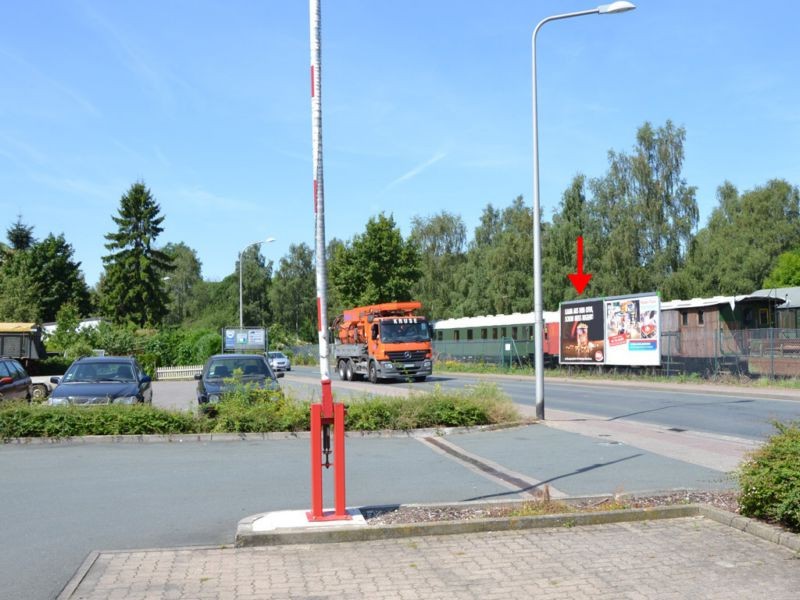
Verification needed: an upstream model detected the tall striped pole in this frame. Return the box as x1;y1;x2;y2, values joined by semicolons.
310;0;331;398
308;0;348;521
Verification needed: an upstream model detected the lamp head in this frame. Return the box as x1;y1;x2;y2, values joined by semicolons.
598;1;636;14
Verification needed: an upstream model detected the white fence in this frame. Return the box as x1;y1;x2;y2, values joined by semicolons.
155;365;203;380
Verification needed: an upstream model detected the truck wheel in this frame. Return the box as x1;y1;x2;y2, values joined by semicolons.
414;376;426;382
337;360;347;381
345;360;354;381
368;361;378;384
31;384;48;401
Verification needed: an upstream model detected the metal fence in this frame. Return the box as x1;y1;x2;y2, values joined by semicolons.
434;328;800;379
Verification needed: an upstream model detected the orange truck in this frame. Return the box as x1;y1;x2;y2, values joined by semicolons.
332;301;433;383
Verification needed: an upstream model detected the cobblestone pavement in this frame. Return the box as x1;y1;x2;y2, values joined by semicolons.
64;517;800;600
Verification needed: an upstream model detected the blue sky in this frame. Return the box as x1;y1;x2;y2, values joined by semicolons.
1;1;798;287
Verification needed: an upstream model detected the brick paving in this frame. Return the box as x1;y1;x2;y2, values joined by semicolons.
64;517;800;599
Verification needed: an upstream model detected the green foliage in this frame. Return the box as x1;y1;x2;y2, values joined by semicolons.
0;249;42;321
543;175;590;309
681;180;800;296
738;421;800;532
161;242;204;325
409;211;467;320
329;213;422;307
0;402;203;439
6;215;35;251
239;245;274;327
344;383;519;431
764;249;800;288
0;383;520;439
100;181;174;327
28;233;91;321
457;198;533;316
211;387;309;433
269;243;316;342
588;121;699;300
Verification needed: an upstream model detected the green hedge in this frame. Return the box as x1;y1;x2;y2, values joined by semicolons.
0;383;521;439
0;403;204;439
738;421;800;532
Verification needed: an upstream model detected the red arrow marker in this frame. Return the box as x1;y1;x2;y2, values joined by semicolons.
567;236;592;294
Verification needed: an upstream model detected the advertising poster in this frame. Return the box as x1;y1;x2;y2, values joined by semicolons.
604;294;660;366
560;299;605;364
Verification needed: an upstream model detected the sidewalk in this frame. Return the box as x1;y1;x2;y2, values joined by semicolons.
60;515;800;599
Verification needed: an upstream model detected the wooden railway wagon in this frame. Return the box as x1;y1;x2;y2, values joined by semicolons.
432;312;560;365
660;294;791;376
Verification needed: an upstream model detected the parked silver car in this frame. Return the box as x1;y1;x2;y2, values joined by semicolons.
267;351;291;372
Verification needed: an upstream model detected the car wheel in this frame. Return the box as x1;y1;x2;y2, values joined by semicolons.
31;384;48;401
345;360;354;382
338;360;347;381
368;361;378;384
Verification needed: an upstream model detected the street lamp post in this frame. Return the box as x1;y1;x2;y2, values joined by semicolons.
531;1;635;420
239;237;276;328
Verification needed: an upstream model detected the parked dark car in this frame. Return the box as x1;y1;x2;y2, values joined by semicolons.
47;356;152;406
0;357;32;402
195;353;282;407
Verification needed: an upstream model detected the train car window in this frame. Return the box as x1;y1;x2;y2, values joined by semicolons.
467;329;473;340
454;331;460;341
681;311;688;326
530;326;535;339
492;328;498;340
698;310;705;325
501;327;507;338
543;328;548;341
512;326;518;340
436;331;443;341
480;328;487;340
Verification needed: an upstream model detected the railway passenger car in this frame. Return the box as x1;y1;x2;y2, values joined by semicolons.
432;312;559;365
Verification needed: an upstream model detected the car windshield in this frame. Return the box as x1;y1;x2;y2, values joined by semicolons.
379;319;431;343
207;358;270;379
269;352;285;359
62;362;136;383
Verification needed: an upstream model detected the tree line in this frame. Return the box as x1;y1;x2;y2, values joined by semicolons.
2;120;798;346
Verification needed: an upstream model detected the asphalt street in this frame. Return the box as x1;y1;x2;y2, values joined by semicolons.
2;370;797;599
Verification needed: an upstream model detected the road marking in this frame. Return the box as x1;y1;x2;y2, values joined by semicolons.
417;435;566;499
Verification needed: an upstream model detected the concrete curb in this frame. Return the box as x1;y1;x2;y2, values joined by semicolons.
235;501;800;554
55;551;99;600
1;421;535;446
235;504;700;547
699;505;800;552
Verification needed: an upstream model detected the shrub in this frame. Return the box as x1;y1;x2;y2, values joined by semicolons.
0;382;521;439
738;421;800;532
344;383;520;431
0;402;203;439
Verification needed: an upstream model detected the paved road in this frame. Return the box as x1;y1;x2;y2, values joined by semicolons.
285;366;800;440
3;371;796;599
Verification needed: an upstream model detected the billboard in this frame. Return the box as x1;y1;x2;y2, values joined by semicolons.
559;299;605;364
222;327;267;352
604;294;660;366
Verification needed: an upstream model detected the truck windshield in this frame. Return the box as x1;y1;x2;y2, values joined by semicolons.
379;320;431;343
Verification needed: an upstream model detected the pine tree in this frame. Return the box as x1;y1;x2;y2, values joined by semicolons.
100;182;174;326
6;215;35;250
